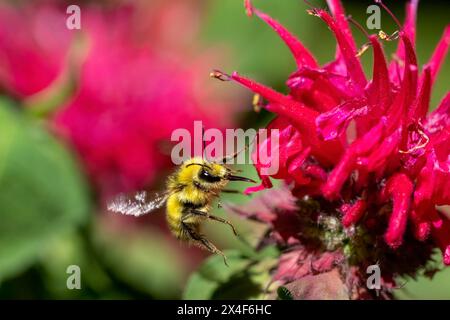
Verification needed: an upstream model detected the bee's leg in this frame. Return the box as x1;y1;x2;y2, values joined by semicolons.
190;209;238;236
207;215;238;236
181;222;228;266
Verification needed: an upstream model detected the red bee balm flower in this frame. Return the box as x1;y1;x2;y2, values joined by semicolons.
222;0;450;299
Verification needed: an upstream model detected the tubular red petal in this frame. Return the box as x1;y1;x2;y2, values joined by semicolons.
288;68;350;112
430;209;450;265
384;173;414;249
427;25;450;83
244;0;254;16
341;199;367;227
401;34;419;108
388;0;418;82
410;208;431;241
229;71;343;165
287;147;312;185
433;152;450;206
230;71;317;122
410;66;431;121
368;35;391;114
254;10;318;68
316;99;367;141
230;72;317;138
326;0;358;61
413;149;436;212
404;0;419;45
366;128;401;172
322;120;386;199
315;9;367;91
357;36;391;136
425;93;450;135
244;181;271;195
303;164;327;182
386;34;418;131
326;0;356;48
322;151;355;200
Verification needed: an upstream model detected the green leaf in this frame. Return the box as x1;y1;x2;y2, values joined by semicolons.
183;250;250;300
0;99;90;282
91;218;188;299
183;248;277;300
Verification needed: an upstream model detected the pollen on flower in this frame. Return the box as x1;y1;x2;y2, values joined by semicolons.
399;125;430;154
252;94;263;112
222;0;450;299
378;30;399;41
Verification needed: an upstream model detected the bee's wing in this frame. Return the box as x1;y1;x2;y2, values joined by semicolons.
107;190;168;217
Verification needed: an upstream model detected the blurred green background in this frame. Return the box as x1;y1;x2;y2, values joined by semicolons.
0;0;449;299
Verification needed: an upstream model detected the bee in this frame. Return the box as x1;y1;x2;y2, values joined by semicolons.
107;156;255;265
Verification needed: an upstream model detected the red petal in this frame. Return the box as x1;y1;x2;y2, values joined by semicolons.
414;143;450;210
341;199;367;227
287;147;312;186
367;36;391;116
326;0;359;73
414;149;436;211
229;72;343;165
425;93;450;135
430;209;450;265
322;119;386;199
384;173;414;249
400;34;419;111
385;34;418;131
403;0;419;46
254;10;318;68
409;66;431;121
409;208;431;241
315;9;367;91
230;71;317;123
244;0;253;16
427;25;450;83
389;0;418;83
288;68;349;112
244;180;271;195
316;98;367;141
365;128;401;173
249;117;304;192
326;0;357;52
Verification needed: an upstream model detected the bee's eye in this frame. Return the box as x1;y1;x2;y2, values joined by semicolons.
199;169;221;183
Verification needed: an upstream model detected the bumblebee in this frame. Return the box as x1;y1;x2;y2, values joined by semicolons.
107;156;255;265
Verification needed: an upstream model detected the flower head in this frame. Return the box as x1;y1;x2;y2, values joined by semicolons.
224;0;450;298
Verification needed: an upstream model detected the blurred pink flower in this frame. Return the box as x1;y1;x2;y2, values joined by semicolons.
50;1;238;196
0;1;72;98
225;0;449;299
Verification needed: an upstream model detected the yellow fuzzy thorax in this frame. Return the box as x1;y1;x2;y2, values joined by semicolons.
165;157;229;239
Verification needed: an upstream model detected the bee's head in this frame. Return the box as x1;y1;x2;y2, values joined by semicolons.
180;157;255;191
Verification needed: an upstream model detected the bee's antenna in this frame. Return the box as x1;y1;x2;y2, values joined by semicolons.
202;125;208;161
186;163;212;170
